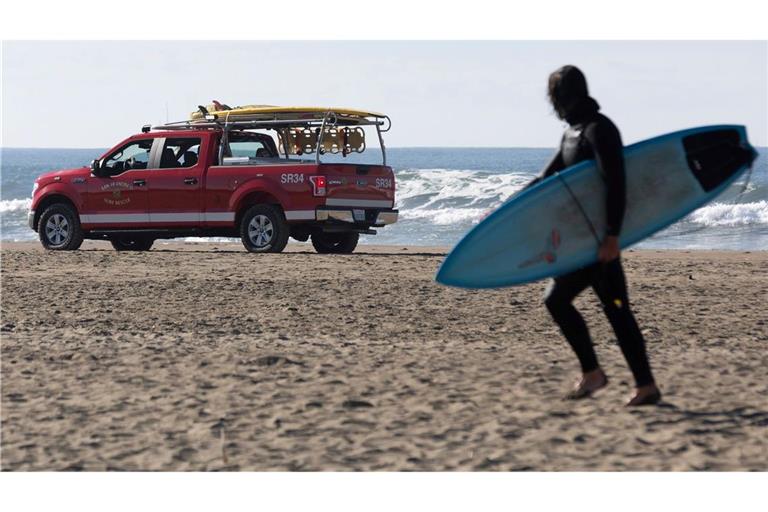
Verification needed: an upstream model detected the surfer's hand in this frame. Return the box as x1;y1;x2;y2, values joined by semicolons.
598;236;620;263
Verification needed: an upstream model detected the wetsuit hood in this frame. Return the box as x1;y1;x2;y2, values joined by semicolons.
548;65;601;125
563;96;600;125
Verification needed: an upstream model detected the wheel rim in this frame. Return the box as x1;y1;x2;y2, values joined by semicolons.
45;213;70;246
247;214;274;248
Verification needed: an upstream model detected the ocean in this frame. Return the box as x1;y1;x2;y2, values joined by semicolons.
2;147;766;250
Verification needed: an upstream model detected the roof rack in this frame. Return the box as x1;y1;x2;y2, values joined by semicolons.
153;117;387;131
151;110;392;165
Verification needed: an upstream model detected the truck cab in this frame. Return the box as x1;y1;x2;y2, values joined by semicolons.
29;105;398;253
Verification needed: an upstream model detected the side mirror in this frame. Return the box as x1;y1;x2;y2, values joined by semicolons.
90;159;102;176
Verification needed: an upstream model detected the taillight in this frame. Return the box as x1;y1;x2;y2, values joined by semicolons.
310;175;327;197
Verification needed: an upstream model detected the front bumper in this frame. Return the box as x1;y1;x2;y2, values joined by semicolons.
315;208;398;226
28;209;35;230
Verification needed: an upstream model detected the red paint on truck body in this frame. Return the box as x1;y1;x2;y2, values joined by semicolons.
30;129;397;237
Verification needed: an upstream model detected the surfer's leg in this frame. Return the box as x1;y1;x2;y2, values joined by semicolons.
544;268;599;373
593;259;655;388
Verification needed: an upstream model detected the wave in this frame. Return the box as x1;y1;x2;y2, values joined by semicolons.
394;168;530;225
392;169;768;230
0;198;32;213
400;207;490;225
687;200;768;227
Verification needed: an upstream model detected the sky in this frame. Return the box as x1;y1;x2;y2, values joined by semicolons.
2;40;766;148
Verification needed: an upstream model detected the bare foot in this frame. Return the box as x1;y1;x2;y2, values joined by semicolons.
564;368;608;400
626;384;662;406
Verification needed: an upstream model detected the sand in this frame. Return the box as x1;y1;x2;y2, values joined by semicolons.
1;241;766;471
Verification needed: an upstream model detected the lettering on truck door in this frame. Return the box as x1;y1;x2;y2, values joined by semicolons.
84;138;155;226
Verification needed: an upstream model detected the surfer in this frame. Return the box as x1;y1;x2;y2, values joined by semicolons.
536;65;661;406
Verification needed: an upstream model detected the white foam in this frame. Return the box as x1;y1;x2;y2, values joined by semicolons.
394;168;530;226
399;207;489;225
396;169;529;205
0;198;32;213
688;201;768;227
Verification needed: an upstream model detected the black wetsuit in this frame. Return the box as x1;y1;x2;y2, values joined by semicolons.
537;97;655;388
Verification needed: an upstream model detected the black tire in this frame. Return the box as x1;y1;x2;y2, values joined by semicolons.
239;204;289;253
38;203;84;251
110;237;154;251
311;232;359;254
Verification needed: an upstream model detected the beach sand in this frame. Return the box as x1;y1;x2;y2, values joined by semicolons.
1;241;766;471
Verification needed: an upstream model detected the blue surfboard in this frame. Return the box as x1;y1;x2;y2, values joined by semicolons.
435;125;758;288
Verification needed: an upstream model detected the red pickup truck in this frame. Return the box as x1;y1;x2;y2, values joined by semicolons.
28;106;398;253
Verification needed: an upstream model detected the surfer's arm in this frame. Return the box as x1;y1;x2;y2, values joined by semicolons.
524;149;565;190
542;149;566;178
587;121;625;237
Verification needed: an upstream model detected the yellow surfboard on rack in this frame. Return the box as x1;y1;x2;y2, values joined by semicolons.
189;104;386;121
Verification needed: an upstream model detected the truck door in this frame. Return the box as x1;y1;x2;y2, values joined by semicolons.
84;138;155;227
147;136;204;226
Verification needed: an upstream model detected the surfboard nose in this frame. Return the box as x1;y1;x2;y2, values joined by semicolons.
683;126;756;192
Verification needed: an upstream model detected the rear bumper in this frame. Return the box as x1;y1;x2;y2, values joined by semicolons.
315;207;398;226
373;210;398;225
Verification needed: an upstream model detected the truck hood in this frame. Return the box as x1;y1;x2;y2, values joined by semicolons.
36;166;90;183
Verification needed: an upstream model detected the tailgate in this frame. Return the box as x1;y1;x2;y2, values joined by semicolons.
320;164;395;208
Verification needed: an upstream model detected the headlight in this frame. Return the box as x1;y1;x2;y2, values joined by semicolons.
32;182;39;196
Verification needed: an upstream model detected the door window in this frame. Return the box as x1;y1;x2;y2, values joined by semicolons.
159;138;202;169
102;140;153;176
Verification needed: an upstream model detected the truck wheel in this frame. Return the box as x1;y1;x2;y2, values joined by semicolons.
311;232;359;254
110;237;154;251
38;203;84;251
240;204;289;253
